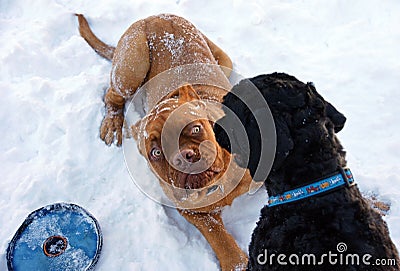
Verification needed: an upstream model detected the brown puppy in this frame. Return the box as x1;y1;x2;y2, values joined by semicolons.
77;13;232;146
77;14;252;270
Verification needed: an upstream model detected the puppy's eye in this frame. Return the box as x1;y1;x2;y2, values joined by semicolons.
191;125;201;134
150;147;163;160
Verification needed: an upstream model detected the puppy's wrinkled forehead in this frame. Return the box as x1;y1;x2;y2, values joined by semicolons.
142;98;208;140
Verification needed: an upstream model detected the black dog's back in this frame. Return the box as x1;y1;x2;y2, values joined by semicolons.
215;73;400;270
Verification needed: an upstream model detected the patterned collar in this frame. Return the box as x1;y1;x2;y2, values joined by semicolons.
268;168;355;207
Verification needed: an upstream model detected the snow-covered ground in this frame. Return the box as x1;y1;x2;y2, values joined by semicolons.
1;0;399;270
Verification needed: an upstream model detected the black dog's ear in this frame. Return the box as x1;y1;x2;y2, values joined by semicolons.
306;82;346;133
325;102;346;133
273;115;294;169
214;120;231;152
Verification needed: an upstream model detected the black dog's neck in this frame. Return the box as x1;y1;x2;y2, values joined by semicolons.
266;147;346;196
266;111;346;196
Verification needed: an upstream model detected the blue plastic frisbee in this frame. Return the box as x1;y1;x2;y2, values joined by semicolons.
6;203;102;271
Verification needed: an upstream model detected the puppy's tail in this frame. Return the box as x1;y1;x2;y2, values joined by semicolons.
76;14;115;61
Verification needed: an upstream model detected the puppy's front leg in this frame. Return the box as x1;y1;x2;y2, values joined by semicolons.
179;210;248;271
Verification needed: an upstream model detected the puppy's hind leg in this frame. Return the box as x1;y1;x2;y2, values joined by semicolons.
203;35;233;78
101;20;150;146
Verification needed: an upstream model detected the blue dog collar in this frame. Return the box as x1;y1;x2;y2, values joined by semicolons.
268;168;355;207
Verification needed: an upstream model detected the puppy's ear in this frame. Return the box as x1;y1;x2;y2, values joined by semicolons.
177;84;201;102
273;115;294;169
164;84;200;102
131;120;141;141
325;102;346;133
131;120;147;156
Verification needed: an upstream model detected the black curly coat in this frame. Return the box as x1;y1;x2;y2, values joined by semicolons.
215;73;399;270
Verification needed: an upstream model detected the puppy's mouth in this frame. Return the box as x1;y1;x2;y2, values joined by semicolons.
170;166;222;190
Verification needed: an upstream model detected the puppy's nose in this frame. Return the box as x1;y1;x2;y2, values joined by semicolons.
173;149;197;167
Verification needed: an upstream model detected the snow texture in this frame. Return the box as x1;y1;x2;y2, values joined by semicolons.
1;0;400;270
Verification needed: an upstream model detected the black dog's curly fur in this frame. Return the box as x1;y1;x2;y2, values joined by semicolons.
215;73;399;270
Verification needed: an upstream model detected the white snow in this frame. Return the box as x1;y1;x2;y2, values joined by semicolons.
1;0;400;270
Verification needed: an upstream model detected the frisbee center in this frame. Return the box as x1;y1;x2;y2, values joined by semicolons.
43;235;68;257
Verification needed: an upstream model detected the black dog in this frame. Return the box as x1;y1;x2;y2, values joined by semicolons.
215;73;399;270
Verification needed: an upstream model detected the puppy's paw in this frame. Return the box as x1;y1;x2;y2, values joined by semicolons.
100;113;124;146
